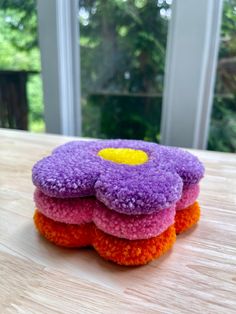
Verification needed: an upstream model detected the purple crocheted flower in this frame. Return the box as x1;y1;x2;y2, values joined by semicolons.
32;140;204;215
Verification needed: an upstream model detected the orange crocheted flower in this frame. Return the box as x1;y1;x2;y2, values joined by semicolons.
175;202;200;234
34;210;93;247
34;210;176;266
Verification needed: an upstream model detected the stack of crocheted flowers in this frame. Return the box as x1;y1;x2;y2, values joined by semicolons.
32;140;204;266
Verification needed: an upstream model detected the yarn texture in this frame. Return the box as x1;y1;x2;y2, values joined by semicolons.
34;210;176;266
32;140;204;214
32;139;205;265
35;189;176;240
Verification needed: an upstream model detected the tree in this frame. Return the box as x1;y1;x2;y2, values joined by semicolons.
0;0;43;132
79;0;171;140
208;0;236;152
0;0;235;151
79;0;170;94
0;0;39;70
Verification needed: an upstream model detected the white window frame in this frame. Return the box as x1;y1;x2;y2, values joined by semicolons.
161;0;223;149
37;0;81;136
37;0;223;148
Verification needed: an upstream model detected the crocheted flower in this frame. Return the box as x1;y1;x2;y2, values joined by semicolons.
32;140;204;215
34;188;176;240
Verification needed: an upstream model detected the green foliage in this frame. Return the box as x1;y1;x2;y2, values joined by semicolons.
219;0;236;58
80;0;169;141
208;0;236;152
79;0;169;94
208;96;236;152
0;0;39;70
0;10;40;70
0;0;37;50
0;0;235;151
83;94;162;141
27;74;44;132
0;0;44;132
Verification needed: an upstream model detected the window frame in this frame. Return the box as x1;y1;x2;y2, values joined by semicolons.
37;0;223;147
37;0;81;136
161;0;223;149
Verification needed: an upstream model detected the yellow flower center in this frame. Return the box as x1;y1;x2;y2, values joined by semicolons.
98;148;148;165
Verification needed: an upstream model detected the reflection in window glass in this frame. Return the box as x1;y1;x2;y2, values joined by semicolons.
79;0;171;141
208;0;236;152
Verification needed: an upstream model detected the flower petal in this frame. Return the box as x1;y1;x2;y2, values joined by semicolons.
157;147;205;186
32;152;101;198
95;168;182;215
176;184;200;211
53;140;97;155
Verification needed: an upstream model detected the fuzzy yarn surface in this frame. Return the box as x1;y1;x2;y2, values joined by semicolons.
34;189;175;240
176;184;199;211
175;202;200;234
32;140;204;215
34;210;176;266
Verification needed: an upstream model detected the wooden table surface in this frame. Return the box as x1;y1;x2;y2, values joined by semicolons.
0;129;236;314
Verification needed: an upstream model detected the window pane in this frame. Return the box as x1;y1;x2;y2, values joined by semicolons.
208;0;236;152
0;0;44;132
79;0;171;141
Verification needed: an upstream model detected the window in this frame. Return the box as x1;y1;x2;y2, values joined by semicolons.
208;0;236;152
0;0;44;132
10;0;230;152
79;0;171;141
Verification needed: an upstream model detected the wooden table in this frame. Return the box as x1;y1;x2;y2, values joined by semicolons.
0;129;236;314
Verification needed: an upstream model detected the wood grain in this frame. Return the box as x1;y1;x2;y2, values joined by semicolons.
0;128;236;314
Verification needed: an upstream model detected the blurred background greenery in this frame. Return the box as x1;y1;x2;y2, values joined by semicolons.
0;0;235;152
0;0;44;131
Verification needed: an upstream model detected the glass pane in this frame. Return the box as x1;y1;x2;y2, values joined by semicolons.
208;0;236;152
79;0;171;141
0;0;45;132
